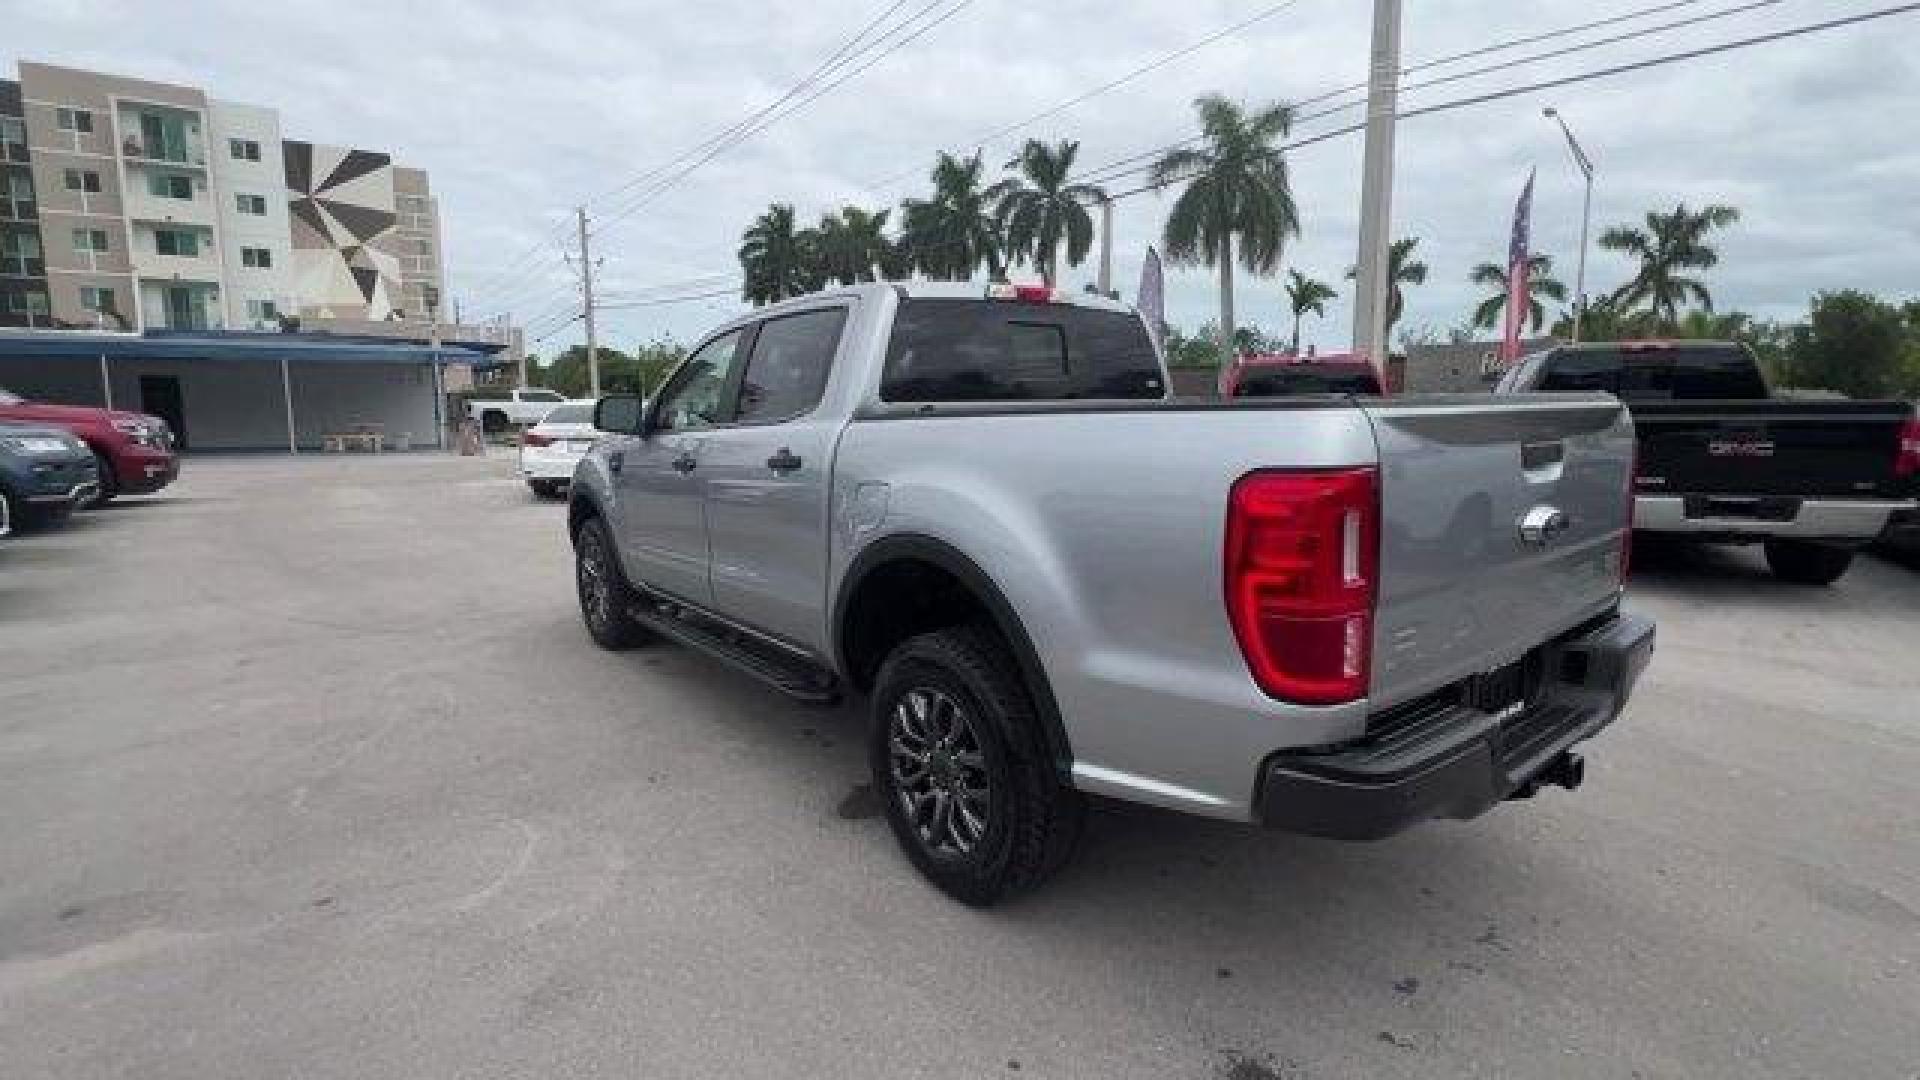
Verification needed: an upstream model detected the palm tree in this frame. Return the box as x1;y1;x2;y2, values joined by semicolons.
738;203;813;306
1346;236;1427;342
1469;254;1567;335
1283;269;1336;353
812;206;895;286
900;151;1005;281
991;139;1105;286
1151;95;1300;368
1599;202;1740;327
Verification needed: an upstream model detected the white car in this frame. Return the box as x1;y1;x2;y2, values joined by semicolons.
519;400;601;498
468;386;568;433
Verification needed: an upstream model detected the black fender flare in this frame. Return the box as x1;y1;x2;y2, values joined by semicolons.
833;533;1074;776
566;485;605;546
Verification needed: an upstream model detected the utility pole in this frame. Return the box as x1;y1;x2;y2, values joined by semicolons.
1350;0;1403;363
576;206;602;399
1096;196;1114;298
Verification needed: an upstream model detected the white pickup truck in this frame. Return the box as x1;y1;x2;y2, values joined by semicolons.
568;283;1656;905
467;386;567;432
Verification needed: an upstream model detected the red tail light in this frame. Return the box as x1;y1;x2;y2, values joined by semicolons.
1224;468;1379;706
1896;415;1920;479
522;430;554;447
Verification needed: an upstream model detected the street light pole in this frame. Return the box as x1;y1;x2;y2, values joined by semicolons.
1543;107;1594;342
1096;195;1114;298
1351;0;1403;364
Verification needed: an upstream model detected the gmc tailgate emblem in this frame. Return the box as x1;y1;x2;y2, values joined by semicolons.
1709;438;1775;457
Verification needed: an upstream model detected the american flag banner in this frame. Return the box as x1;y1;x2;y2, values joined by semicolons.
1137;245;1166;350
1501;169;1536;365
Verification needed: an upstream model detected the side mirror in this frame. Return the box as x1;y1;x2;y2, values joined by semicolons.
593;394;644;435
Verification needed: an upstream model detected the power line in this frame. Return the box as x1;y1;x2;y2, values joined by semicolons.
860;0;1317;193
1100;1;1920;201
595;271;740;301
1071;0;1737;186
596;287;741;312
1288;0;1791;127
467;0;932;317
528;308;583;341
533;1;1919;325
581;0;925;214
589;0;974;240
459;219;577;312
482;0;1730;323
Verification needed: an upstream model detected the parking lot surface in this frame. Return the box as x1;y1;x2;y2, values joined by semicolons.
2;455;1915;1079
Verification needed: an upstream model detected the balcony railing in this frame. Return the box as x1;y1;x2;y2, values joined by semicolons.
121;139;206;167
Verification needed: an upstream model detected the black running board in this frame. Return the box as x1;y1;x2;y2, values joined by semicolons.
626;601;840;705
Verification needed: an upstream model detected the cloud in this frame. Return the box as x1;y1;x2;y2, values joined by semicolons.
5;0;1915;350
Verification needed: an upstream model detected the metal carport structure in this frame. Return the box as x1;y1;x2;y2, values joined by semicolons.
0;330;506;452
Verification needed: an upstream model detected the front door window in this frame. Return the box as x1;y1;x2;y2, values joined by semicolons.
655;330;746;431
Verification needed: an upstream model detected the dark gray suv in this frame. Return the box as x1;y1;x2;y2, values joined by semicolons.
0;421;100;535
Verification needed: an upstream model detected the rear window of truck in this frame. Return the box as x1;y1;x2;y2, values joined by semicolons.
1234;367;1381;397
881;299;1164;402
1538;346;1768;399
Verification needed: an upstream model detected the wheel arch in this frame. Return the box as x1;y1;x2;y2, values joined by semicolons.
567;486;604;545
833;533;1073;776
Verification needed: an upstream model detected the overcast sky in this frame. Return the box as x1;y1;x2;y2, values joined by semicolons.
7;0;1917;354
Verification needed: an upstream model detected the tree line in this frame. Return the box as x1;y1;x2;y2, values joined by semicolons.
710;91;1911;397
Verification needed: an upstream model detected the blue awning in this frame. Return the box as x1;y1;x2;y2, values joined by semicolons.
0;329;509;368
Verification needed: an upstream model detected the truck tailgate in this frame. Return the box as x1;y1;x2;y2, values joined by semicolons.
1362;395;1633;708
1630;399;1911;500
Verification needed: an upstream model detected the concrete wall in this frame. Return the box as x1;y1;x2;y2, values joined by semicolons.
0;355;440;451
286;362;438;449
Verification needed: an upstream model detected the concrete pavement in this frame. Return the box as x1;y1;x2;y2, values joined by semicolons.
0;455;1914;1079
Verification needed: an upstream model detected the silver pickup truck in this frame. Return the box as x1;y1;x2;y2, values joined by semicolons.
570;283;1655;905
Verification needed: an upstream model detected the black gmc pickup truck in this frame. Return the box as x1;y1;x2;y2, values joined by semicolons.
1498;340;1919;585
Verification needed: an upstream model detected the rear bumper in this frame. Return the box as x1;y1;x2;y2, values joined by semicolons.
519;448;586;481
1256;612;1655;841
1879;506;1920;547
1634;494;1912;543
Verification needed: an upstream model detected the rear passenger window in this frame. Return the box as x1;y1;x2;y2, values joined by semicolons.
734;307;845;423
1539;353;1621;394
1667;349;1768;398
881;298;1162;402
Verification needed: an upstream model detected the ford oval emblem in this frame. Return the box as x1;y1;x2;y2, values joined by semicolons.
1518;505;1571;548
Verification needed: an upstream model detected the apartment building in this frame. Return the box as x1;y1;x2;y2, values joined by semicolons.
1;79;51;327
0;61;446;333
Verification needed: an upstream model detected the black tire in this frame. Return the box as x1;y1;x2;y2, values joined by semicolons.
1764;539;1853;586
481;410;508;434
91;452;118;504
869;625;1084;906
574;516;652;649
528;479;561;499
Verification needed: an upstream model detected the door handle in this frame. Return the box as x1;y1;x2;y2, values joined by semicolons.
671;452;697;473
766;448;802;474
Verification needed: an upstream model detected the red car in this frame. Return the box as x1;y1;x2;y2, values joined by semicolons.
0;387;178;500
1219;352;1385;398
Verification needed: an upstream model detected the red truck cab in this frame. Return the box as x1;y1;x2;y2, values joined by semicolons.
1219;351;1386;398
0;387;178;499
